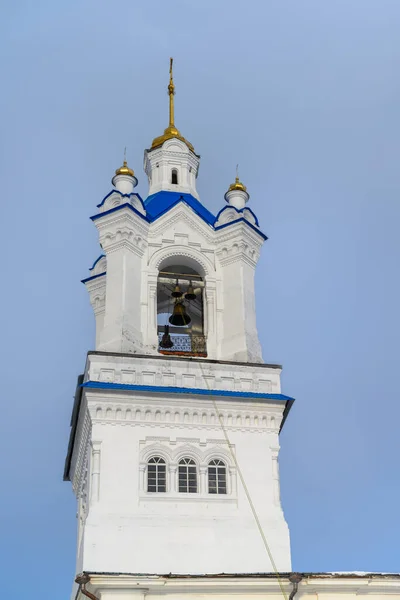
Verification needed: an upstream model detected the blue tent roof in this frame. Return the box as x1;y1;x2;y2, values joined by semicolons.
145;191;216;226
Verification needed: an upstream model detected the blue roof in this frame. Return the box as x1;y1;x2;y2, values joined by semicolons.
91;190;267;240
81;380;294;402
145;191;216;226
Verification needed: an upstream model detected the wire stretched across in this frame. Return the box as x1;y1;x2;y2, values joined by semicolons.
197;360;289;600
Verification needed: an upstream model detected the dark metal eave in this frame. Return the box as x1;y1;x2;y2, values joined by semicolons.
63;374;84;481
81;571;400;580
280;398;294;433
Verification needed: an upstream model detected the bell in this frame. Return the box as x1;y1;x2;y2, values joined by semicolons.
171;280;183;298
169;301;191;326
185;281;196;301
160;325;174;349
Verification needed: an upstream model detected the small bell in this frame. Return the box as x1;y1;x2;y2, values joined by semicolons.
171;280;183;298
160;324;174;349
185;281;196;301
169;301;191;326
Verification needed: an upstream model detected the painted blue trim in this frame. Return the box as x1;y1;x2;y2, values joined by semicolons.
149;198;215;227
97;189;146;211
91;203;150;223
243;207;259;226
81;271;106;284
89;254;106;271
145;191;216;227
81;380;293;401
215;205;260;227
215;217;268;240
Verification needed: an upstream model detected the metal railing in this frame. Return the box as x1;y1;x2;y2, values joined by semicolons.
158;333;207;355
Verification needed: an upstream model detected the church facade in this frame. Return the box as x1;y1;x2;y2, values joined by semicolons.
64;61;400;600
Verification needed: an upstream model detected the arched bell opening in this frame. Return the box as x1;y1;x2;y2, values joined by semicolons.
157;264;206;356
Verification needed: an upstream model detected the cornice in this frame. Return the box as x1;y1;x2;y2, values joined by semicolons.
85;393;284;434
94;206;149;233
84;573;400;596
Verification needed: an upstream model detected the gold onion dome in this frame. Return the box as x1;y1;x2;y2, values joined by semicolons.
228;176;247;193
151;58;195;153
115;160;134;177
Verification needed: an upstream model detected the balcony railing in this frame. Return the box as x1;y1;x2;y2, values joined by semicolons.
158;333;207;356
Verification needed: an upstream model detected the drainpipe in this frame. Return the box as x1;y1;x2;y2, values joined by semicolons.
75;574;99;600
289;573;303;600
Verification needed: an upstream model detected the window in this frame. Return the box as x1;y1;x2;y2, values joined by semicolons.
147;457;166;492
157;264;206;356
208;459;227;494
178;458;197;493
171;169;178;184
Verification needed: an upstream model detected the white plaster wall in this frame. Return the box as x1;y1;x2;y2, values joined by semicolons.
69;351;291;577
144;138;200;199
81;408;290;574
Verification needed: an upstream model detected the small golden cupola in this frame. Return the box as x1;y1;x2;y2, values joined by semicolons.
150;58;195;153
115;160;135;178
112;150;138;194
224;166;250;210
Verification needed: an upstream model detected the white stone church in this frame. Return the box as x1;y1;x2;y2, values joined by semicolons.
64;61;400;600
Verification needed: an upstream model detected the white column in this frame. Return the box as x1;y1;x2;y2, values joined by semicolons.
139;463;146;492
90;441;101;504
200;466;207;494
229;467;237;496
271;448;281;506
169;465;177;493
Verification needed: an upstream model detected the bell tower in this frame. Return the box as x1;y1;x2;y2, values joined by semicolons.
64;60;294;598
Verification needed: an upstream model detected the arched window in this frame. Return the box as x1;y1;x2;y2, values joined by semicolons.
171;169;178;184
208;459;227;494
157;264;206;356
178;458;197;493
147;457;166;492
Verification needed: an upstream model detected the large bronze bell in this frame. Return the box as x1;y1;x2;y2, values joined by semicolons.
171;280;183;298
185;281;196;301
169;301;191;326
160;324;174;349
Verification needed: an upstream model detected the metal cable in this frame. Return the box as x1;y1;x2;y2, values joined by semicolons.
197;359;289;600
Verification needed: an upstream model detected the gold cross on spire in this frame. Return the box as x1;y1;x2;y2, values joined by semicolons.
168;57;175;127
150;58;195;153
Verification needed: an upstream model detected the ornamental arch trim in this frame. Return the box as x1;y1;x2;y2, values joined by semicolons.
149;245;214;278
172;444;203;465
202;447;234;467
141;444;174;464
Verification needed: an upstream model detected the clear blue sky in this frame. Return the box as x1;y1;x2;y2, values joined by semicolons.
1;1;399;598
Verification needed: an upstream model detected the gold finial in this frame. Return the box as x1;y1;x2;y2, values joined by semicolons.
115;148;134;177
150;58;195;153
228;164;248;193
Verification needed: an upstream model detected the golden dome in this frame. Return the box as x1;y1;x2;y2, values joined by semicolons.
115;160;134;177
228;176;248;193
150;58;195;154
151;126;195;153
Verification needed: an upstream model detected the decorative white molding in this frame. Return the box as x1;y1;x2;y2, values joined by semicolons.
89;401;282;433
86;354;280;395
